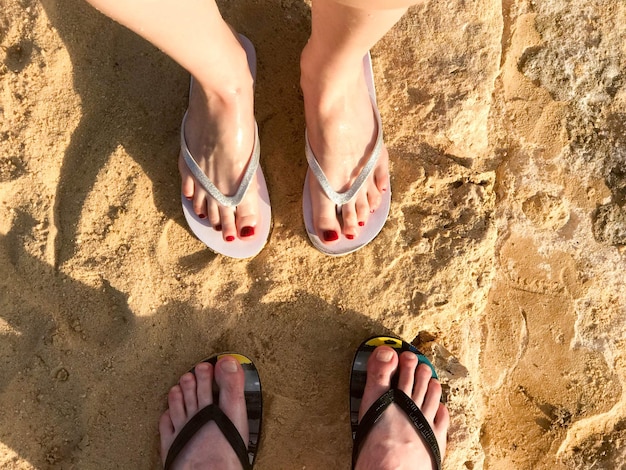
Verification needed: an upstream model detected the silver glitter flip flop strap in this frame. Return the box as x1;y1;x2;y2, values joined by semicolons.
181;112;260;208
305;97;383;206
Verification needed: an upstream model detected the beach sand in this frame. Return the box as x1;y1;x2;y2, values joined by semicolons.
1;0;625;468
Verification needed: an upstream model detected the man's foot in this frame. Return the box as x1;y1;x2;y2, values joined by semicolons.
355;346;449;470
179;29;260;243
159;357;249;470
300;44;389;244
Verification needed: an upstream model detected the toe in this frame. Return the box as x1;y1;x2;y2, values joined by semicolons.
397;352;418;396
373;148;389;194
207;199;221;230
193;191;208;219
215;356;249;445
366;180;382;214
341;202;359;240
355;192;370;228
159;410;175;464
235;195;258;240
310;179;341;243
180;372;199;416
195;362;214;409
219;206;237;242
412;363;435;408
179;154;195;200
421;378;443;420
359;346;399;420
167;385;187;430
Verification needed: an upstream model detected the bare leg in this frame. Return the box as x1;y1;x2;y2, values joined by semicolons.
356;346;449;470
301;0;424;243
84;0;260;242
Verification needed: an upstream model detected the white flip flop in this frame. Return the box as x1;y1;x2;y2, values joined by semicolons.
181;35;271;259
302;53;391;256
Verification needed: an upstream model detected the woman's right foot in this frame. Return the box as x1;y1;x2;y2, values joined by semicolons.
179;29;261;243
355;346;450;470
300;42;390;244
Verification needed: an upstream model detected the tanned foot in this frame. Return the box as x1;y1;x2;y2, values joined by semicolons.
159;357;249;470
300;44;389;244
355;346;449;470
179;29;261;243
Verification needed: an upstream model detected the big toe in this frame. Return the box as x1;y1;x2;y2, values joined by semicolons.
309;177;341;244
359;346;399;419
215;356;249;444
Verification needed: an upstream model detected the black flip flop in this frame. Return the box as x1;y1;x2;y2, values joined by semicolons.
163;353;263;470
349;336;441;470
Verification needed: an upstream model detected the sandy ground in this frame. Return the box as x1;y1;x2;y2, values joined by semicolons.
1;0;625;468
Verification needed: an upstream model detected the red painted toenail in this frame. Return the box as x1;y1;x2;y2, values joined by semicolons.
198;213;206;219
358;221;365;227
240;226;255;238
323;230;339;242
346;234;355;240
226;235;235;242
185;196;193;200
214;224;222;232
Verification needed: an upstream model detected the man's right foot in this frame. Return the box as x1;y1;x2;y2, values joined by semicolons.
355;346;450;470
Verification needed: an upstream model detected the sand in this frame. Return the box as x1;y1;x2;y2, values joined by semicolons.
1;0;625;468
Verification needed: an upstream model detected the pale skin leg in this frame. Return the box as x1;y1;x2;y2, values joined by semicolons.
301;0;425;243
84;0;260;242
355;346;450;470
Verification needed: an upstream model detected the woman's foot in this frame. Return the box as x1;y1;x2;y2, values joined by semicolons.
159;357;249;470
179;30;260;243
355;346;449;470
300;43;389;244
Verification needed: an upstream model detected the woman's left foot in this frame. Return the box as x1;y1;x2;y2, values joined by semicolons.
300;44;389;245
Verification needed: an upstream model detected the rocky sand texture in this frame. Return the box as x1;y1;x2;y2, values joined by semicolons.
1;0;625;468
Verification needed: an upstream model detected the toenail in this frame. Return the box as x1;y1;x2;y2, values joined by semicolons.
358;221;365;227
226;235;235;242
214;224;222;232
221;358;238;373
240;226;255;238
376;349;394;362
370;209;375;214
198;213;206;219
185;196;193;200
323;230;339;242
346;234;355;240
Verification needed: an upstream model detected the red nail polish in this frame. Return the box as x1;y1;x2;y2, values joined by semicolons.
226;235;235;242
346;234;355;240
323;230;339;242
198;213;206;219
240;226;255;238
214;224;222;232
358;221;365;227
185;196;193;200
